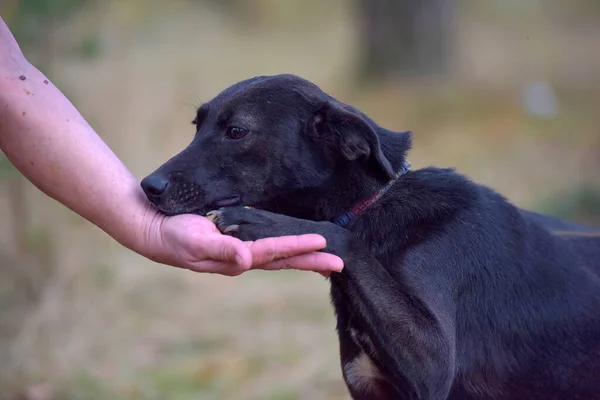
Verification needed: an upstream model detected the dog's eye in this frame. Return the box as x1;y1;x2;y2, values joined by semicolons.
225;126;249;140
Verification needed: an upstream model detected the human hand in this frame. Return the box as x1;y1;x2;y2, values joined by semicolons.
141;207;344;276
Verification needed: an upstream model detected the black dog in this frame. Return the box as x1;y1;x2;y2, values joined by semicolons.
141;74;600;399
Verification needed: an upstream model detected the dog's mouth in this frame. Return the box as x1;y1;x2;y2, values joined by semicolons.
148;196;240;215
214;196;242;208
147;195;243;217
202;196;242;215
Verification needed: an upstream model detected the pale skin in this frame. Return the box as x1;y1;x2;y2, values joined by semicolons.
0;17;343;276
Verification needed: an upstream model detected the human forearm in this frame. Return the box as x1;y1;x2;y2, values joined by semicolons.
0;58;154;255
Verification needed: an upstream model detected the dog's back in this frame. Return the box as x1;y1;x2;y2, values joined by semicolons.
347;165;600;398
520;209;600;277
380;170;600;399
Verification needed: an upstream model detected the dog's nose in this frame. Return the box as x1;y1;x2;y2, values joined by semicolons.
141;174;169;198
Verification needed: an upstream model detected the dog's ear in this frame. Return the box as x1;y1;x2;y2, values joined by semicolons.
309;102;396;180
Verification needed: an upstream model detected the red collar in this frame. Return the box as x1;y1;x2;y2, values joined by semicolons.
334;161;410;227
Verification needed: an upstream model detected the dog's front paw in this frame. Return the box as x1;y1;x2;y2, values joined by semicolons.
206;206;281;242
207;206;352;258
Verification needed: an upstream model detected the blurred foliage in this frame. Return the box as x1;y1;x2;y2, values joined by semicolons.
77;34;102;59
552;0;600;24
2;0;89;48
538;183;600;227
354;0;455;83
0;153;17;177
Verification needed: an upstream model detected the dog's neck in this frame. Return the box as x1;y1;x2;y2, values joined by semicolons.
333;161;411;227
263;129;412;223
325;128;412;225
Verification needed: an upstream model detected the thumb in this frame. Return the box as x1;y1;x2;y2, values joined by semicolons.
196;233;253;270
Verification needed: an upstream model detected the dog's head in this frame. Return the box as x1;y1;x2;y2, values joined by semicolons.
141;74;411;218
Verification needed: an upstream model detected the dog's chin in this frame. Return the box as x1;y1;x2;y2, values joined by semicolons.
153;196;245;217
203;196;244;214
147;202;194;217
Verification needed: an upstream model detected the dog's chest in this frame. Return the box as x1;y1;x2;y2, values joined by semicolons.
343;328;387;394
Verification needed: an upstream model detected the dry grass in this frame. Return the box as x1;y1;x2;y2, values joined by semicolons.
0;1;599;399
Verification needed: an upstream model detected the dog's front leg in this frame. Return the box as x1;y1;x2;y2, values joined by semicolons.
331;251;454;399
209;206;455;400
331;284;407;399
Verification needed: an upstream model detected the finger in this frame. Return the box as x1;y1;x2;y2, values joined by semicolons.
196;234;253;270
186;259;248;276
246;234;328;265
254;251;344;273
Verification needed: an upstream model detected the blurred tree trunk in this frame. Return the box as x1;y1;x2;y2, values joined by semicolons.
354;0;455;83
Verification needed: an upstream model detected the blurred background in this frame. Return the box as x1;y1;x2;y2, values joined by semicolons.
1;0;599;399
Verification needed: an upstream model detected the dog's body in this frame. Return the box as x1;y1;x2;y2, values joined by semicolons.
141;74;600;399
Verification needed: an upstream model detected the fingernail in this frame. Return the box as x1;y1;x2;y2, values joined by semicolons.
235;254;244;267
